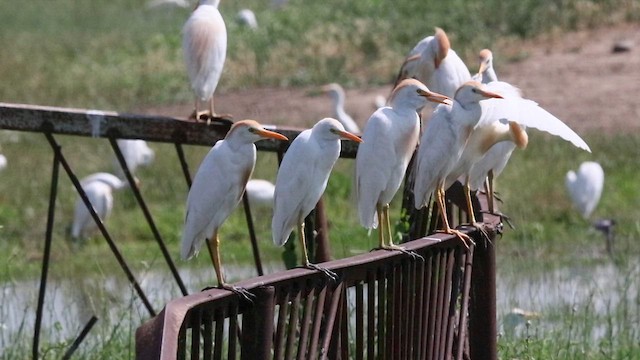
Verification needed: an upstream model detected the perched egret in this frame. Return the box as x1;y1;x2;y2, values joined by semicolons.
356;79;450;252
245;179;275;209
322;83;360;134
452;80;591;224
70;173;129;241
566;161;604;219
395;27;471;98
413;82;503;245
236;9;258;30
467;49;517;215
182;0;227;121
113;139;155;177
272;118;361;279
181;120;288;296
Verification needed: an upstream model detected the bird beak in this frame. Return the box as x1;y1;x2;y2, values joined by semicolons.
478;89;503;99
335;130;363;143
477;62;488;75
257;129;289;141
419;89;453;106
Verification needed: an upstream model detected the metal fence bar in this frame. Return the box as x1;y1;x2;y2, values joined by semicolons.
32;149;60;360
61;315;98;360
109;137;189;296
241;193;264;276
44;132;156;316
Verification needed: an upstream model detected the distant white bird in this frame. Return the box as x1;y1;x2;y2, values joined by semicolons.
0;154;7;171
374;94;387;109
182;0;227;120
245;179;275;209
566;161;604;218
413;82;503;244
146;0;190;9
71;173;129;241
395;27;471;98
113;139;155;177
236;9;258;29
322;83;360;134
273;118;361;278
356;79;450;251
181;120;287;294
471;49;498;84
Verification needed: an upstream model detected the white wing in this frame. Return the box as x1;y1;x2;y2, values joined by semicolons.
181;141;254;259
483;81;591;152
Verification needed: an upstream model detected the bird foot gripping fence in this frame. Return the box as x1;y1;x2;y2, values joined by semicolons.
0;103;500;360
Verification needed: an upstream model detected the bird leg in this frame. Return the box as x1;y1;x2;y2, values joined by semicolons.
464;177;491;242
435;186;475;249
297;222;337;282
479;170;515;229
206;233;254;302
373;204;423;260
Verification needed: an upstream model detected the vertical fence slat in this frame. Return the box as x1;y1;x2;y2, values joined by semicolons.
297;285;316;360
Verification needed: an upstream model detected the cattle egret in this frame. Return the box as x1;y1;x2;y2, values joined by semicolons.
413;81;503;245
245;179;275;209
395;28;471;98
273;118;361;279
236;9;258;30
113;139;155;177
467;49;516;216
322;83;360;134
181;120;288;296
452;80;591;224
70;173;129;241
566;161;604;218
183;0;227;121
356;79;450;252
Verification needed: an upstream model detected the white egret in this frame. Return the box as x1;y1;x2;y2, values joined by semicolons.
356;79;451;252
322;83;360;134
245;179;275;209
467;49;517;215
565;161;604;219
113;139;155;177
413;82;504;244
446;80;591;226
0;154;7;171
395;27;471;98
181;120;288;295
272;118;362;279
70;173;129;241
182;0;227;121
236;9;258;30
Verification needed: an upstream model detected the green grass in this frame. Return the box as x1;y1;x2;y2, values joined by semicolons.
0;0;639;357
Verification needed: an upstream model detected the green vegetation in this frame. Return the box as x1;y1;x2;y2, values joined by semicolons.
0;0;638;358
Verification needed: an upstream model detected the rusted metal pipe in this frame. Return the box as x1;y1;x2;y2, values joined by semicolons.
241;286;275;360
242;193;264;276
468;231;497;360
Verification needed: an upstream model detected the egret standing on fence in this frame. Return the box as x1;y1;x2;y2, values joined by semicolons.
356;79;450;252
181;120;288;297
183;0;228;121
272;118;361;279
413;82;503;245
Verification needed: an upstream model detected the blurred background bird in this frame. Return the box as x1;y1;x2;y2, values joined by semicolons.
322;83;360;134
272;118;361;279
182;0;228;121
356;79;450;252
113;139;155;178
70;172;131;242
181;120;287;296
245;178;275;209
566;161;604;219
236;8;258;30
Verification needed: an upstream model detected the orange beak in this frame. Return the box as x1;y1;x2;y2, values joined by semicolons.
419;89;453;106
334;129;362;143
478;89;503;99
257;129;289;141
477;62;488;76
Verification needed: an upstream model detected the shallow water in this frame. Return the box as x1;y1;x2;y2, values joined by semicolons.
1;258;638;353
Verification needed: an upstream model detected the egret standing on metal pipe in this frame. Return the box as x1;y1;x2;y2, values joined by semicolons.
181;120;288;297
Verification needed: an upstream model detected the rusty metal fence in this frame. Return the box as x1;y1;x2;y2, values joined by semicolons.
0;103;500;359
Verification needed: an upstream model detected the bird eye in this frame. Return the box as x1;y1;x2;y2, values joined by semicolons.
248;127;256;133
